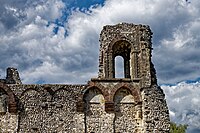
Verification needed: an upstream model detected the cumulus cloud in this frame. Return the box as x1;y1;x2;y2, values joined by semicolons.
162;82;200;132
0;0;42;32
66;0;200;84
64;0;200;84
153;16;200;84
0;0;200;132
0;0;100;83
0;0;200;85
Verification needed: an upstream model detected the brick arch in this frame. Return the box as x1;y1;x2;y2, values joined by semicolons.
82;86;105;102
0;82;17;114
111;83;142;103
83;86;104;103
81;82;108;102
77;84;107;112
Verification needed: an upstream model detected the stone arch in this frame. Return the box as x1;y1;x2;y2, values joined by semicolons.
108;35;133;52
83;86;110;132
20;89;41;113
113;87;135;104
107;38;133;78
111;83;142;103
113;87;136;133
20;88;40;98
53;87;75;107
82;82;108;102
0;82;17;114
83;86;105;106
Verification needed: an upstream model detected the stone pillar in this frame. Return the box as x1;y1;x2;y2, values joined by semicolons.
130;50;138;79
124;57;130;78
108;51;113;78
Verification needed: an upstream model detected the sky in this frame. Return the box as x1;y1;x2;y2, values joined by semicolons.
0;0;200;132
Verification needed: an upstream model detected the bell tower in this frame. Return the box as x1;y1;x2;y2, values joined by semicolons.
84;23;170;132
98;23;156;87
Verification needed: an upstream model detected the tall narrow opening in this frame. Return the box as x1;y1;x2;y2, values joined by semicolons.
115;56;124;78
112;40;131;79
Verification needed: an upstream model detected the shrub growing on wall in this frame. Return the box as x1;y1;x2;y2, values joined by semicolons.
170;122;188;133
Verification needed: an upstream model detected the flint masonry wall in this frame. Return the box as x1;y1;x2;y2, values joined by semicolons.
0;81;169;133
0;78;170;133
0;23;170;133
11;84;85;132
142;85;170;132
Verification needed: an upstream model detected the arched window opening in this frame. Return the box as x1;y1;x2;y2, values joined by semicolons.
115;56;124;78
112;40;131;79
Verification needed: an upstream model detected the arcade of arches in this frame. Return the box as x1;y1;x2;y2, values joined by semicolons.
0;23;170;132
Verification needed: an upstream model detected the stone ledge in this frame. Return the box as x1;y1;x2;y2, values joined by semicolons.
91;78;141;82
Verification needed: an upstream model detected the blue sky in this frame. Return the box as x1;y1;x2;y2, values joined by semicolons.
0;0;200;132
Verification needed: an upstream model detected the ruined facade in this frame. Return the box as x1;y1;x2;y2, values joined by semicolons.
0;23;170;132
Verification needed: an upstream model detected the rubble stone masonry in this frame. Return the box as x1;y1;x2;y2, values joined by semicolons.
0;23;170;132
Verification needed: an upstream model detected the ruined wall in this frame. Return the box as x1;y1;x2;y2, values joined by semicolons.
10;84;85;132
0;23;170;132
0;113;18;133
142;85;170;132
83;88;114;132
11;82;137;132
0;82;18;133
86;80;145;132
0;81;170;133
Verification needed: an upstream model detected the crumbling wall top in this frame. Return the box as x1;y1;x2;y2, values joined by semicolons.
98;23;156;87
0;67;22;84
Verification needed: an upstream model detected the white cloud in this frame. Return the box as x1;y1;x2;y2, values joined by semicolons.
67;0;200;84
0;0;200;131
0;0;200;85
162;82;200;131
0;0;101;84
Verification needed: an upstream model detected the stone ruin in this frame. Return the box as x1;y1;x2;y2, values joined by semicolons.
0;23;170;132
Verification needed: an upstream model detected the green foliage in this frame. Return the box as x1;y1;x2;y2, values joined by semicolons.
170;122;188;133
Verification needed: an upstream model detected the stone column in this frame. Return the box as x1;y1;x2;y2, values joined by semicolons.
130;50;138;79
124;57;130;78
